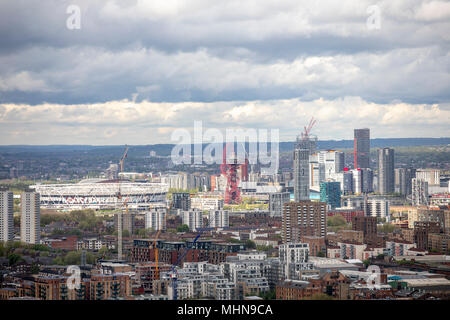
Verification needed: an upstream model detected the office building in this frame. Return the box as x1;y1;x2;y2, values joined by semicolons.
329;171;353;195
269;192;291;218
366;199;390;220
293;148;310;201
282;201;327;243
352;216;377;244
21;192;40;244
278;243;311;280
208;210;229;228
145;209;166;231
361;168;374;193
320;150;344;178
416;169;441;186
395;168;416;196
354;129;370;169
308;154;324;192
351;169;362;194
172;192;191;211
182;209;203;231
320;182;341;209
309;150;344;192
0;191;14;243
414;221;441;251
378;148;395;194
412;178;429;206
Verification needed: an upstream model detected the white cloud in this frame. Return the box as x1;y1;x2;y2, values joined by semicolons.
0;97;448;145
0;71;52;92
0;0;448;144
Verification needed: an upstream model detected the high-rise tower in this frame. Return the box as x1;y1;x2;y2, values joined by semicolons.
21;192;40;244
294;118;316;202
354;128;370;169
378;148;395;194
0;190;14;243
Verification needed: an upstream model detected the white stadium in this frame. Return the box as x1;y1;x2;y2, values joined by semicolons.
30;179;168;210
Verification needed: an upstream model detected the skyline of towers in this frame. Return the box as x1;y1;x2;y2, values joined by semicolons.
378;147;395;194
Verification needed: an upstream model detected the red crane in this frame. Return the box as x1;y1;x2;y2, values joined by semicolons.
301;117;316;141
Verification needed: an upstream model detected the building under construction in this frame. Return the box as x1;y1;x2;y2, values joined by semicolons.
293;118;317;202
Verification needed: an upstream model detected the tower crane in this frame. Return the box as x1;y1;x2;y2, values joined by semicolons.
116;145;128;261
150;201;172;280
301;117;316;141
170;218;212;300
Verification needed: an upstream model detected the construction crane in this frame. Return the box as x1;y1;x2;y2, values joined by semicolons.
301;117;316;141
151;202;172;280
296;117;317;152
116;145;128;261
169;218;211;300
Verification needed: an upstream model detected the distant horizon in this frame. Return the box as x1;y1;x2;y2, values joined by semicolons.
0;137;448;147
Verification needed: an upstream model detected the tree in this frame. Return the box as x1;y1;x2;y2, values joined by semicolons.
378;223;397;233
30;244;50;252
317;251;326;257
13;215;20;227
303;293;334;300
8;253;23;266
53;256;64;265
64;251;81;265
30;263;40;274
327;215;347;227
177;224;190;233
259;290;276;300
245;240;256;249
362;259;370;268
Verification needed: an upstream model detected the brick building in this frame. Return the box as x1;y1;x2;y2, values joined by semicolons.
282;201;327;243
328;209;364;223
414;221;441;250
276;280;321;300
301;236;326;256
428;233;450;254
130;239;244;265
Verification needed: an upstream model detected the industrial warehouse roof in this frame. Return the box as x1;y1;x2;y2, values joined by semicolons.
403;278;450;287
309;257;360;269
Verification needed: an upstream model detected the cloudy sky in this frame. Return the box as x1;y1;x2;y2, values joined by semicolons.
0;0;449;145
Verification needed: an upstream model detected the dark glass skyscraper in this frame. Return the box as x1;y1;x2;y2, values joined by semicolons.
293;148;310;201
395;168;416;196
320;181;341;209
354;128;370;169
378;148;395;194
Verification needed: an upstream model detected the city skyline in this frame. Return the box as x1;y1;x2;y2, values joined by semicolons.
0;0;449;307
